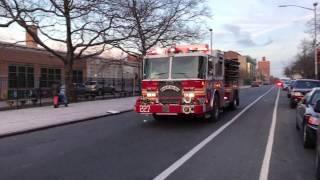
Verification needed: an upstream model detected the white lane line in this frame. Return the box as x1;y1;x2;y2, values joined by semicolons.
259;88;280;180
154;87;275;180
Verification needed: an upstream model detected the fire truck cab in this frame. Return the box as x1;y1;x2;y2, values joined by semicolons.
134;44;240;121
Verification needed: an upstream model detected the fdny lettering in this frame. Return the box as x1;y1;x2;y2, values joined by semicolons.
160;85;180;92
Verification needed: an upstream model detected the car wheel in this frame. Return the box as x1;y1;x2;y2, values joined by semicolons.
303;123;315;148
209;94;220;122
316;151;320;180
290;99;296;109
295;120;300;130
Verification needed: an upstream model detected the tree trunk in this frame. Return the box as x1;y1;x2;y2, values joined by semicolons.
64;62;74;102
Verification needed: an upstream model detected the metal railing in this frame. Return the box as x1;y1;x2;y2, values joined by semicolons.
0;77;141;110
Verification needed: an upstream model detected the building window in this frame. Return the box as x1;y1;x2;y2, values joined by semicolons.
40;68;61;88
8;65;34;89
73;70;83;83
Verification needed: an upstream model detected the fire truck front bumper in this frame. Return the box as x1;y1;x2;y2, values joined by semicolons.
135;103;205;115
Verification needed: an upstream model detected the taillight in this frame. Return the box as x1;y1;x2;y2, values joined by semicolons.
307;115;320;126
276;82;282;87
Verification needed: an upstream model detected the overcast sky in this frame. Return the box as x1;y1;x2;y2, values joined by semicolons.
206;0;316;77
0;0;317;77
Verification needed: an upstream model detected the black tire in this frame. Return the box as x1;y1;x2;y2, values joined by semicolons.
303;123;315;148
229;95;239;110
295;120;300;130
209;94;220;122
290;99;296;109
54;105;58;108
316;151;320;180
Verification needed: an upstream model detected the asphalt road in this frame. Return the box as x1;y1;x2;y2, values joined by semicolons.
0;85;316;180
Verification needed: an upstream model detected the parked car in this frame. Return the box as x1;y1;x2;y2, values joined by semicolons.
289;79;320;108
73;83;87;97
263;81;270;85
85;81;116;96
287;80;296;98
296;88;320;149
251;81;260;87
282;79;291;90
313;100;320;179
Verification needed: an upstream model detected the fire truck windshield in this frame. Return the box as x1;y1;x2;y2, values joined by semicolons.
172;56;206;79
144;57;170;79
144;56;207;80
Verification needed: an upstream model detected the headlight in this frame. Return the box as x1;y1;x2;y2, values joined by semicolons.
146;91;157;97
292;92;302;96
184;91;195;98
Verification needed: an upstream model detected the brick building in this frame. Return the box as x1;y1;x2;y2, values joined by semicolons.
257;57;270;81
0;42;87;100
224;51;256;85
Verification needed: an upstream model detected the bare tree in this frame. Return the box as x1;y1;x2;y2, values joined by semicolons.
284;39;315;79
0;0;133;99
112;0;210;56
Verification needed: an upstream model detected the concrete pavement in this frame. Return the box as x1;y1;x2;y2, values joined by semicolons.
0;97;136;137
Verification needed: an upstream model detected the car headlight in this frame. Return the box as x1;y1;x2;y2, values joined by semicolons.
184;91;195;98
292;92;302;96
146;91;157;97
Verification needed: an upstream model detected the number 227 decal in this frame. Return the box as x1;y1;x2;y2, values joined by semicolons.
139;105;150;113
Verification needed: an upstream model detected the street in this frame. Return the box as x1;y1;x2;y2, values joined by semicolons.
0;85;315;180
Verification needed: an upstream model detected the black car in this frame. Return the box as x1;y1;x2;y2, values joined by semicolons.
296;88;320;149
289;79;320;108
73;83;87;97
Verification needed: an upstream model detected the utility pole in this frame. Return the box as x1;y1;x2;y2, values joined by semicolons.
314;2;318;79
279;2;318;79
209;29;213;56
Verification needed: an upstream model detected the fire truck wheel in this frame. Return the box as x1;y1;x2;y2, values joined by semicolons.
209;95;220;122
229;97;239;110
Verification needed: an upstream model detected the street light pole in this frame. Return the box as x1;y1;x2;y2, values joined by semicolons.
314;2;318;79
209;29;213;56
279;2;318;79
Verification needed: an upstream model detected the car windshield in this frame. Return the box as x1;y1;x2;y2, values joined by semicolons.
171;56;207;79
294;81;320;89
144;57;170;79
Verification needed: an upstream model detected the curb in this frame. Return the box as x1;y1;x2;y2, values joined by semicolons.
0;109;133;139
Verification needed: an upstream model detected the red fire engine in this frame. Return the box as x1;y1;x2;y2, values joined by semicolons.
134;44;240;121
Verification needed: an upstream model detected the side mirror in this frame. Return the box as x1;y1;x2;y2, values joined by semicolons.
315;100;320;113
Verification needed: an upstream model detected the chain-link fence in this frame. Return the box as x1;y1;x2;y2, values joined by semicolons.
0;77;140;110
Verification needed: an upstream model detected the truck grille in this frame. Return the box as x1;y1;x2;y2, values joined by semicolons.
159;81;182;104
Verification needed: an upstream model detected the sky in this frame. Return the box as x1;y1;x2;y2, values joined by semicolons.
0;0;317;77
206;0;316;77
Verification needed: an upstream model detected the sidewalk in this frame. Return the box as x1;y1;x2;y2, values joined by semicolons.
0;97;137;137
